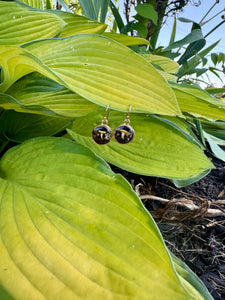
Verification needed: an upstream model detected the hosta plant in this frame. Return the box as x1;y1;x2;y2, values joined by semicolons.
1;0;224;299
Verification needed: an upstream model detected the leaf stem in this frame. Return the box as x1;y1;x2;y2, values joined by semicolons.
199;0;220;24
200;9;225;26
204;19;225;38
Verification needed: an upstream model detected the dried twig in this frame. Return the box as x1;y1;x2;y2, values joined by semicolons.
135;183;225;219
139;194;224;218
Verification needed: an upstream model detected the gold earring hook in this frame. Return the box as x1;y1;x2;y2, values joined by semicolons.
124;105;132;124
101;104;110;125
129;105;132;113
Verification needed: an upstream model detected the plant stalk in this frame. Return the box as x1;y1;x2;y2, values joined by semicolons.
204;19;225;38
199;0;220;24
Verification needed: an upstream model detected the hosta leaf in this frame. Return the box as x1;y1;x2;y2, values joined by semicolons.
68;108;213;180
19;0;44;9
0;137;199;299
0;283;14;300
142;54;179;73
159;71;177;82
171;82;225;121
0;93;65;116
50;10;107;37
0;46;62;93
0;110;71;142
201;120;225;140
0;0;65;46
203;134;225;146
23;34;181;116
102;32;150;46
6;73;98;117
171;253;213;300
204;131;225;162
172;169;211;188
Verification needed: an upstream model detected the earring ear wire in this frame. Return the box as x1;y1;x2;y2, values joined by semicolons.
123;104;132;125
114;105;135;144
101;104;110;125
92;105;112;145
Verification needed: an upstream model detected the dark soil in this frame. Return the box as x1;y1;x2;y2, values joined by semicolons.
111;155;225;300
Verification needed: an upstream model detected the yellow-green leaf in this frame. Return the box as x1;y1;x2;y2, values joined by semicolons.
102;32;150;46
0;0;65;46
0;93;62;116
143;54;179;73
0;137;201;299
23;34;181;115
6;73;98;117
0;46;62;93
68;108;213;180
51;10;107;37
19;0;43;9
171;82;225;121
159;70;178;82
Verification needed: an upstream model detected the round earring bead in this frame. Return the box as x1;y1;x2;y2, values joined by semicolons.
92;124;112;145
114;124;135;144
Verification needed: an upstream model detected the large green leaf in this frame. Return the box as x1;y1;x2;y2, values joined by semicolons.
0;137;201;299
19;0;44;9
171;253;213;300
159;71;177;82
0;46;61;93
0;35;180;115
50;10;107;37
171;82;225;121
68;108;213;180
6;73;98;117
172;169;211;188
142;54;179;73
0;93;66;116
22;34;181;115
0;0;65;46
0;110;71;142
102;33;150;46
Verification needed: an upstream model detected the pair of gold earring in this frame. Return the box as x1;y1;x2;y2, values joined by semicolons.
92;105;135;145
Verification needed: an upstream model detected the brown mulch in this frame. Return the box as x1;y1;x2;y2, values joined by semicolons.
111;156;225;300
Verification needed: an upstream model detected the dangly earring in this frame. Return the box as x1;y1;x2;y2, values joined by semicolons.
114;105;135;144
92;105;112;145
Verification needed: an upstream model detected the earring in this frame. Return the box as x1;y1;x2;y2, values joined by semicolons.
114;105;135;144
92;105;112;145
